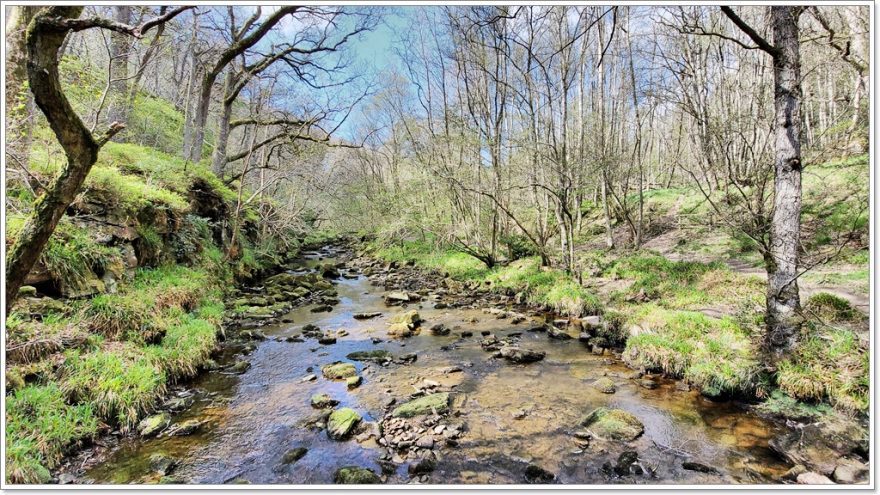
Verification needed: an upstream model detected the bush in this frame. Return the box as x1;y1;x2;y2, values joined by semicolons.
803;292;861;323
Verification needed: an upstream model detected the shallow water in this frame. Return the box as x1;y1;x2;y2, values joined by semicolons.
84;247;791;485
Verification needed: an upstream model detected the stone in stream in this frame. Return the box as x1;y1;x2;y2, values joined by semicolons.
384;291;410;304
311;305;333;313
430;323;451;336
229;360;251;374
318;335;337;345
138;413;170;437
392;393;450;418
346;350;392;363
321;362;357;379
593;377;616;394
388;310;422;337
169;419;203;437
681;461;719;475
346;376;363;389
353;312;382;320
638;378;658;390
408;458;436;475
547;327;573;340
311;393;339;409
580;407;644;441
334;466;381;484
280;447;308;465
524;464;556;483
149;453;178;475
499;346;545;364
327;408;362;440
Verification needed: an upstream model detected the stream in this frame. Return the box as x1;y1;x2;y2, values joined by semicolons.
81;245;792;485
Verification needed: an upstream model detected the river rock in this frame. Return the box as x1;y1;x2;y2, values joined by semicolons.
638;378;658;390
580;407;644;441
319;263;340;279
334;466;381;484
311;393;339;409
832;458;868;484
230;360;251;374
430;324;451;336
769;423;860;476
392;393;450;418
593;378;616;394
138;413;170;437
347;376;363;389
353;312;382;320
408;458;436;475
682;461;719;474
797;472;835;485
346;350;392;363
524;464;555;483
547;327;573;340
327;408;362;440
281;447;308;465
322;362;357;379
149;453;177;475
169;419;203;436
499;346;545;364
384;291;410;304
318;335;337;345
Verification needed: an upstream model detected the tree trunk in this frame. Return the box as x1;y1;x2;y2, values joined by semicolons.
6;7;124;311
764;6;803;360
4;6;39;166
107;5;132;128
186;75;213;162
211;72;235;176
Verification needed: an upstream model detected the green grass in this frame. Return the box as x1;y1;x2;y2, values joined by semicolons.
622;306;760;397
776;325;868;412
369;239;600;316
6;384;99;484
803;292;862;323
61;344;167;430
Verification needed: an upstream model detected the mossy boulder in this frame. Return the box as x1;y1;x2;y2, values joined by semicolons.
346;350;392;362
580;407;644;441
322;362;357;379
327;407;362;440
346;376;363;389
388;323;415;337
593;378;616;394
392;392;450;418
138;412;170;437
390;310;421;327
311;393;339;409
334;466;381;484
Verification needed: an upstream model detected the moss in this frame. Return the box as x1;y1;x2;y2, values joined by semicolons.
392;392;450;418
776;326;868;412
5;384;99;484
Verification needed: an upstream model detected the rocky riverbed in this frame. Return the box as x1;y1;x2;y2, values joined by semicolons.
58;243;868;485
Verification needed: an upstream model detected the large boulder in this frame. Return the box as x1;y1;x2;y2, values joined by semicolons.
580;407;644;441
392;393;450;418
322;362;358;380
388;310;422;337
334;466;381;484
327;408;362;440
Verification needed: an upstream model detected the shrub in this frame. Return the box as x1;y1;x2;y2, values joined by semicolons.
803;292;861;323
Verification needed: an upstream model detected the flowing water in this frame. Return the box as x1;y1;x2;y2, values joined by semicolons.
83;246;792;485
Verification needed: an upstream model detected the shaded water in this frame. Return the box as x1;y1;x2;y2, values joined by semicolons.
84;247;791;485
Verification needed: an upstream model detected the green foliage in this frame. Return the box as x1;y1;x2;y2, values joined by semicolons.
604;252;721;302
61;345;166;429
83;165;189;213
6;216;120;293
485;257;601;316
776;326;868;412
146;316;217;380
803;292;861;323
756;389;833;420
623;306;760;396
128;94;186;155
6;384;99;484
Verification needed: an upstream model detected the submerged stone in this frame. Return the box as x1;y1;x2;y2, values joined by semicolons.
580;407;644;441
593;377;616;394
334;466;381;484
281;447;308;465
138;413;170;437
311;393;339;409
346;350;392;362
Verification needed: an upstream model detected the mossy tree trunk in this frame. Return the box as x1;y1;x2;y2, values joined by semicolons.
5;6;190;312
